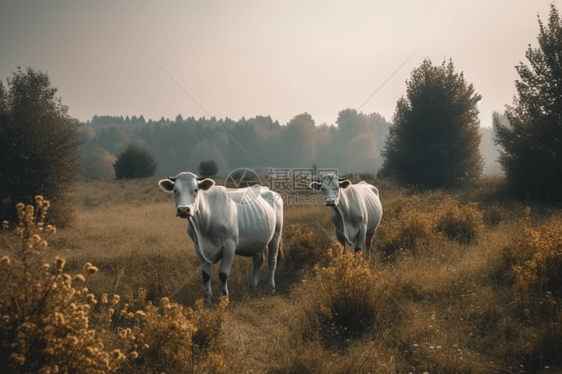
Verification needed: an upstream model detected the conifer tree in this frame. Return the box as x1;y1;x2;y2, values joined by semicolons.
381;58;483;188
495;3;562;201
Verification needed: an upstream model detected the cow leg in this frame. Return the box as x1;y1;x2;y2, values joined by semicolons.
267;233;281;292
201;262;212;305
218;243;235;298
355;226;367;255
250;251;264;291
335;230;346;253
364;230;375;261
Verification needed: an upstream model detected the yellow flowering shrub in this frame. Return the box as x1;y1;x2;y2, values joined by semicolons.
434;198;484;244
0;197;125;374
377;196;484;259
508;222;562;304
283;224;328;271
303;245;398;348
114;295;229;374
375;197;435;258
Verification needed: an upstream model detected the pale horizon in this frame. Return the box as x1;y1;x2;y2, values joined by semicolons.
0;0;553;127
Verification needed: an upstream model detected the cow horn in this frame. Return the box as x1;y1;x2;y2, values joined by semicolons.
168;176;177;182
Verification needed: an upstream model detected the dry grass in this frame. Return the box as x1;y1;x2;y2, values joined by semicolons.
2;176;562;373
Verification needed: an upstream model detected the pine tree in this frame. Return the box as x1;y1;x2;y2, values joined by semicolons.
380;58;483;188
495;3;562;201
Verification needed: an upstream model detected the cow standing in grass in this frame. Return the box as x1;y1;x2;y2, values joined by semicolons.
159;172;283;304
310;174;382;259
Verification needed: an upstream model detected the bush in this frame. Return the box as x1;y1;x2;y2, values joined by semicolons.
0;196;231;374
82;148;116;180
0;197;126;374
282;224;329;275
198;160;219;177
114;143;157;179
376;196;484;260
0;67;82;227
300;245;398;348
508;221;562;304
434;198;484;244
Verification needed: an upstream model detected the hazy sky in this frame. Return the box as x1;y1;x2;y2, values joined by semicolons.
0;0;553;127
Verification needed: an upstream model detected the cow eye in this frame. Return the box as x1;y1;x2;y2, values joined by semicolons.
194;189;199;193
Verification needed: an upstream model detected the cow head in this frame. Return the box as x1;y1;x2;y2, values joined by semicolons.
309;174;351;207
158;172;215;218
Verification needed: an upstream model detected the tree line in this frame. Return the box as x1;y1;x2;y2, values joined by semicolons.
80;110;392;178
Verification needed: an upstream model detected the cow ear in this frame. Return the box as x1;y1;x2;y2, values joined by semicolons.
198;178;215;191
309;181;322;191
338;179;351;189
158;179;175;193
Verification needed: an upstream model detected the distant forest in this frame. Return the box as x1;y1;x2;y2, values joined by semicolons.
80;110;501;177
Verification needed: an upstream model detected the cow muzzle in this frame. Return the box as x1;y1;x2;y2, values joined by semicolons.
325;198;336;207
176;206;193;218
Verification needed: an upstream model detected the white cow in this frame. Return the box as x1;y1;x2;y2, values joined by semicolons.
159;172;283;303
310;174;382;259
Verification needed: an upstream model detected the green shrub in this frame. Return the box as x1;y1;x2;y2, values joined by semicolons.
198;160;219;177
114;143;157;180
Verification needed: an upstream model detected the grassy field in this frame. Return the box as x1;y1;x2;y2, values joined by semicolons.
2;176;562;373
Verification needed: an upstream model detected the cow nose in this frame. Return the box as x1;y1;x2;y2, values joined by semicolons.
326;198;336;206
176;206;192;218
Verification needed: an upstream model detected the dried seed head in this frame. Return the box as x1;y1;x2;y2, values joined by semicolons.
0;256;11;265
73;274;86;283
55;257;66;270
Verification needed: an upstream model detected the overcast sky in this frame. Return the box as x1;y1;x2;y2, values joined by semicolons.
0;0;553;127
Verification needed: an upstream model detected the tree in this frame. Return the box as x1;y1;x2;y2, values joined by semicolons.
495;3;562;201
380;58;483;188
280;113;317;167
81;148;116;180
198;160;219;177
114;143;157;179
0;67;82;226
